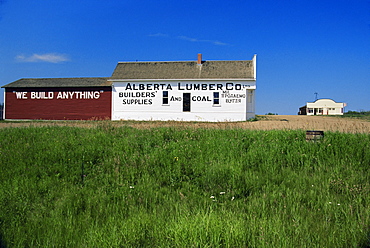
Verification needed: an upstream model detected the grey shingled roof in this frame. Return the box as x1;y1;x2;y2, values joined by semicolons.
3;57;256;88
110;60;255;80
2;77;110;88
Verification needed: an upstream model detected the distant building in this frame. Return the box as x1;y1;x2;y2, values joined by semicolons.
2;78;112;120
2;54;257;122
298;99;345;115
110;54;257;121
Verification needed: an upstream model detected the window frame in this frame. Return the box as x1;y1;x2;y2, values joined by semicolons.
213;92;220;106
162;91;169;105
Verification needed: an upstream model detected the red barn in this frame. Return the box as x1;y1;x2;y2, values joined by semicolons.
2;78;111;120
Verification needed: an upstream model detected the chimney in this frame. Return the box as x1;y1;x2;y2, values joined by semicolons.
197;53;202;64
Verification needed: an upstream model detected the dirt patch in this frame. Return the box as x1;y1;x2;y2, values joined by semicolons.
249;115;370;133
0;115;369;133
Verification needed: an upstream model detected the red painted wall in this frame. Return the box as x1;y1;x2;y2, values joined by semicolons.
4;87;111;120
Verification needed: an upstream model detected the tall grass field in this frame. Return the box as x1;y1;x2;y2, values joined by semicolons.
0;123;369;247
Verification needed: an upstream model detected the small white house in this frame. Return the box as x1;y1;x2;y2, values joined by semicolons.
110;54;257;122
299;99;346;115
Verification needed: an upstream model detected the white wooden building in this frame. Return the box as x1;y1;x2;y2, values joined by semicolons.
299;99;345;115
110;54;257;122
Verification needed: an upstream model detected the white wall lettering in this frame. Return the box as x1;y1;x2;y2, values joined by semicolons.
15;92;28;99
31;92;54;99
14;91;101;100
112;80;256;121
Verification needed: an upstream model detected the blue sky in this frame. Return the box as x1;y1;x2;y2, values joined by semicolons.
0;0;369;114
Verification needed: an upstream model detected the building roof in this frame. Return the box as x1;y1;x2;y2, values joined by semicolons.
308;98;341;104
2;55;257;88
2;77;110;88
110;59;255;80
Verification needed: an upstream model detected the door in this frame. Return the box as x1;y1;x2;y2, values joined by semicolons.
183;93;191;112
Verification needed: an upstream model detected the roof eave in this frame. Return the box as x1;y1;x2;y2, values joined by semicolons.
108;78;256;82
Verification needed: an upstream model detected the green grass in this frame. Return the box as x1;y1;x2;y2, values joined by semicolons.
0;123;369;247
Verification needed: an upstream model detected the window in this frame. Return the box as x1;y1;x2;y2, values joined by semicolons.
213;92;220;105
183;93;191;112
163;91;169;105
308;108;313;113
